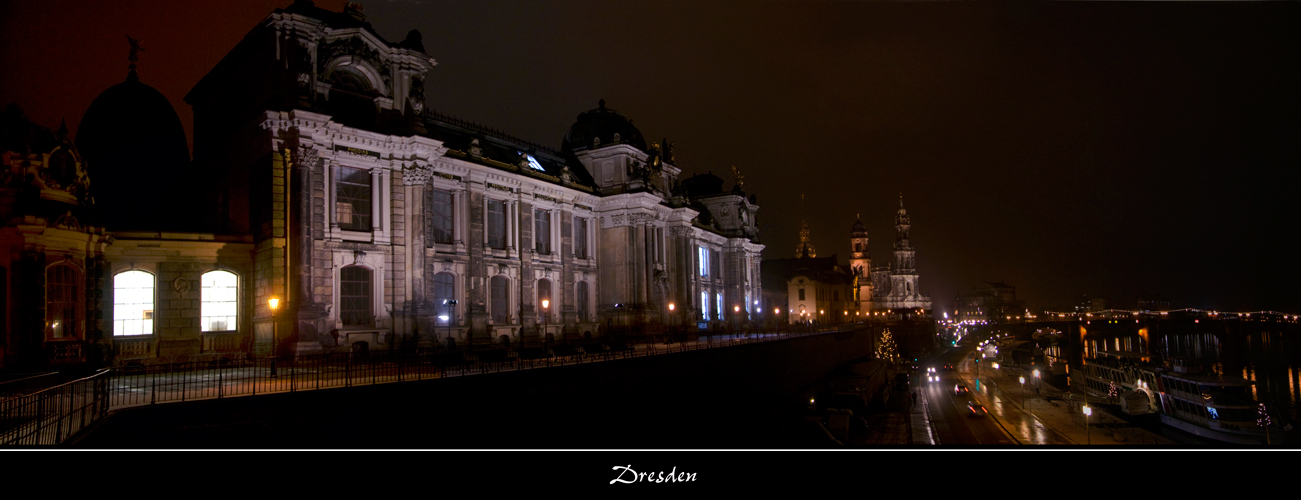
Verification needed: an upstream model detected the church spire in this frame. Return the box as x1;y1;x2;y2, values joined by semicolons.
795;193;816;258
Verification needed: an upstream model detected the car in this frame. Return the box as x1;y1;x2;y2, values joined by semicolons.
967;401;987;417
954;384;968;395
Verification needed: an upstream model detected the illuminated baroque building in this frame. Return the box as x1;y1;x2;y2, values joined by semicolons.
869;195;931;315
0;1;765;369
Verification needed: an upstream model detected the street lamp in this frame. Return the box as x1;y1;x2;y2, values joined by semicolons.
1020;375;1026;410
541;299;550;341
1083;405;1092;445
268;296;280;377
442;299;458;347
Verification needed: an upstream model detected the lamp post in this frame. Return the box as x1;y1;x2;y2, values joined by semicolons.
442;299;458;347
541;299;550;343
1020;375;1026;411
734;305;741;337
1083;405;1092;445
268;296;280;377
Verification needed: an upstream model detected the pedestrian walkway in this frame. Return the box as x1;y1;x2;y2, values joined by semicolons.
958;354;1175;445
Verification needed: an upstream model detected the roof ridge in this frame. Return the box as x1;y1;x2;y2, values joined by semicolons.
427;109;558;156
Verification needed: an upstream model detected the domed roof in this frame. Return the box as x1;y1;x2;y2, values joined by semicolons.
76;70;192;231
851;216;867;235
560;99;647;155
76;71;190;172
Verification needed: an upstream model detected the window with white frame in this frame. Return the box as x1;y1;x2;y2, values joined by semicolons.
201;270;238;332
574;217;588;259
491;275;510;323
340;265;372;327
47;263;81;339
576;281;589;321
715;293;723;320
698;246;708;277
701;290;708;321
336;166;373;232
487;199;506;250
114;270;154;336
429;188;454;244
535;209;551;255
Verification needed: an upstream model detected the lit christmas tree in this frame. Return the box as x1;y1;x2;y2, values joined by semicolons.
877;328;899;365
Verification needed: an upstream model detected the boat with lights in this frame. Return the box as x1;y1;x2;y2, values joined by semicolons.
1076;352;1267;445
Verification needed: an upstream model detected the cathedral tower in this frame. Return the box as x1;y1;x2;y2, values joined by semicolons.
850;214;872;310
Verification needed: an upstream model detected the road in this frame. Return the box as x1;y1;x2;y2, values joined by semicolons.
917;338;1074;445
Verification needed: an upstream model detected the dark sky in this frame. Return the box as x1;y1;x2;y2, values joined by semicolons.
3;1;1299;314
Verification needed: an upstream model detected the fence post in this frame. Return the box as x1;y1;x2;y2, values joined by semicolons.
150;367;157;404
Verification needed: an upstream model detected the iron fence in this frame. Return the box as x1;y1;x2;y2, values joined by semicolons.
0;369;111;445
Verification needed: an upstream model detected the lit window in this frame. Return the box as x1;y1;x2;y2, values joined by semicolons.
698;246;708;277
201;270;238;332
336;166;373;232
716;293;723;321
340;265;372;327
113;270;153;336
47;263;82;339
701;291;708;321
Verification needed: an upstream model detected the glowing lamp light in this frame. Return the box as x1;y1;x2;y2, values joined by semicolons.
1083;406;1092;416
734;306;740;312
542;299;550;309
268;297;280;311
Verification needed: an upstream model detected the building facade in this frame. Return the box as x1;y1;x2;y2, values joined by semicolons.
870;196;931;314
1;1;765;369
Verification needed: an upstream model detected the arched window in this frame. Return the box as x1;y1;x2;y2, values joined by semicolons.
576;281;589;321
47;263;82;339
433;272;455;326
326;67;378;129
340;265;372;327
537;278;552;322
201;270;238;332
113;270;153;336
491;275;509;323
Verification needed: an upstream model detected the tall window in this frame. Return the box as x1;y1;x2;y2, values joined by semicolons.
799;288;805;301
710;249;720;278
576;281;589;321
429;188;453;244
491;275;509;323
701;291;709;320
534;209;551;255
201;270;238;332
340;265;372;326
47;264;81;339
537;279;552;321
487;199;506;250
336;166;373;232
433;272;455;326
113;270;153;336
574;217;588;259
715;293;723;320
698;246;708;277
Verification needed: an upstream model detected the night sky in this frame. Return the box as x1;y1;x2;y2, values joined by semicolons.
2;1;1298;314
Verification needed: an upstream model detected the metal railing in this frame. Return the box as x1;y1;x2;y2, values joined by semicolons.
0;369;111;445
103;327;862;409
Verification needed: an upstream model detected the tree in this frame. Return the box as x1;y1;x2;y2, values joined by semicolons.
877;328;899;365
